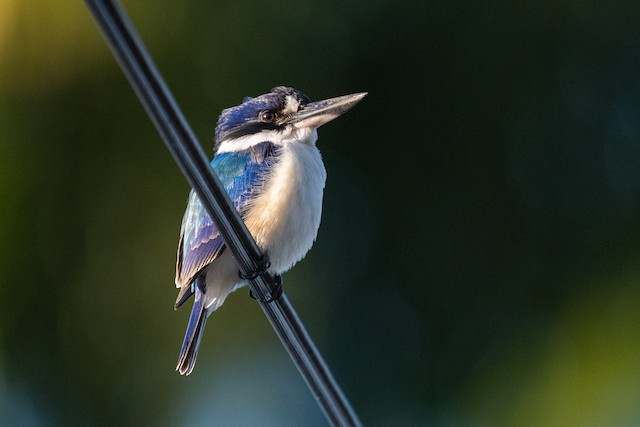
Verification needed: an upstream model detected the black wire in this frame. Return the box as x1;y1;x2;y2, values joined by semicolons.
84;0;362;425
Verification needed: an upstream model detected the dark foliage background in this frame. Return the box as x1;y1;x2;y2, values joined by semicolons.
1;1;639;426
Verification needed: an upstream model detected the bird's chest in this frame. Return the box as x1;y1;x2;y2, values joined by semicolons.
243;144;327;273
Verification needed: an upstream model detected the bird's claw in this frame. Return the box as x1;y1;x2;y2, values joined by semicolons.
248;274;283;303
238;257;271;280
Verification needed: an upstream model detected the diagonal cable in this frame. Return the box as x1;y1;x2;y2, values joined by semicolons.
83;0;362;426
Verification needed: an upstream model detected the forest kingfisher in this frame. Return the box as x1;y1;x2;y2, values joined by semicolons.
174;86;367;375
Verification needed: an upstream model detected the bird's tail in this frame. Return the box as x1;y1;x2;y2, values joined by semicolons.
176;285;208;376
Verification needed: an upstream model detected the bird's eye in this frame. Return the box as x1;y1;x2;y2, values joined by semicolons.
259;110;277;123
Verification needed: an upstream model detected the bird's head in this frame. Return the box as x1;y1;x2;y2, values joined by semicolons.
214;86;366;153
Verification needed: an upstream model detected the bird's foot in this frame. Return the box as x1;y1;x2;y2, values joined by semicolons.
238;256;271;281
248;274;283;304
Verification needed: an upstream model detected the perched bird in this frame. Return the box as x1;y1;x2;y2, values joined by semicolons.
174;86;366;375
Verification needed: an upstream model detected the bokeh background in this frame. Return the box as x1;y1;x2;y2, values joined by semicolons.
2;0;640;426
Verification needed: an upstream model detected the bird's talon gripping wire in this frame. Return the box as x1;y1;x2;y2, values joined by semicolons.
238;258;270;280
248;273;283;304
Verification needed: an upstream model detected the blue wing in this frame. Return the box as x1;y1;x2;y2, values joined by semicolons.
175;142;278;305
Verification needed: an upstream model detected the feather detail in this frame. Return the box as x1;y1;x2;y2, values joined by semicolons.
176;273;232;375
176;277;208;376
174;143;279;290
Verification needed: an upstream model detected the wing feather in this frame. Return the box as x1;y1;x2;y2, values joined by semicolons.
174;142;278;295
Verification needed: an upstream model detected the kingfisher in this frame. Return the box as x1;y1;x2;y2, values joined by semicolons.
174;86;366;375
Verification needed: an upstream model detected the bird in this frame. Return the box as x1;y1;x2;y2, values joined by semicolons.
174;86;367;375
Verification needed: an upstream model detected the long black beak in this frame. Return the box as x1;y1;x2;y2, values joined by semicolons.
287;92;367;129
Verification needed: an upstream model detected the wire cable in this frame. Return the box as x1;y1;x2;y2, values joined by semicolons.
84;1;362;425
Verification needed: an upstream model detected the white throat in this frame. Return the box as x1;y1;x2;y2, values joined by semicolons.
216;127;318;153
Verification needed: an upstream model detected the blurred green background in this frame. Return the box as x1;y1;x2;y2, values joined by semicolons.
1;0;640;426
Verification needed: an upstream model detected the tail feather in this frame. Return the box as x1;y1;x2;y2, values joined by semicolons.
175;262;236;376
174;282;194;310
176;286;208;376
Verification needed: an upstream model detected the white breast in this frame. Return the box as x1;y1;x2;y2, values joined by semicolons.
243;139;327;273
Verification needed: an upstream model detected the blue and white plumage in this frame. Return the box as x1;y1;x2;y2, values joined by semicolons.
174;86;366;375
